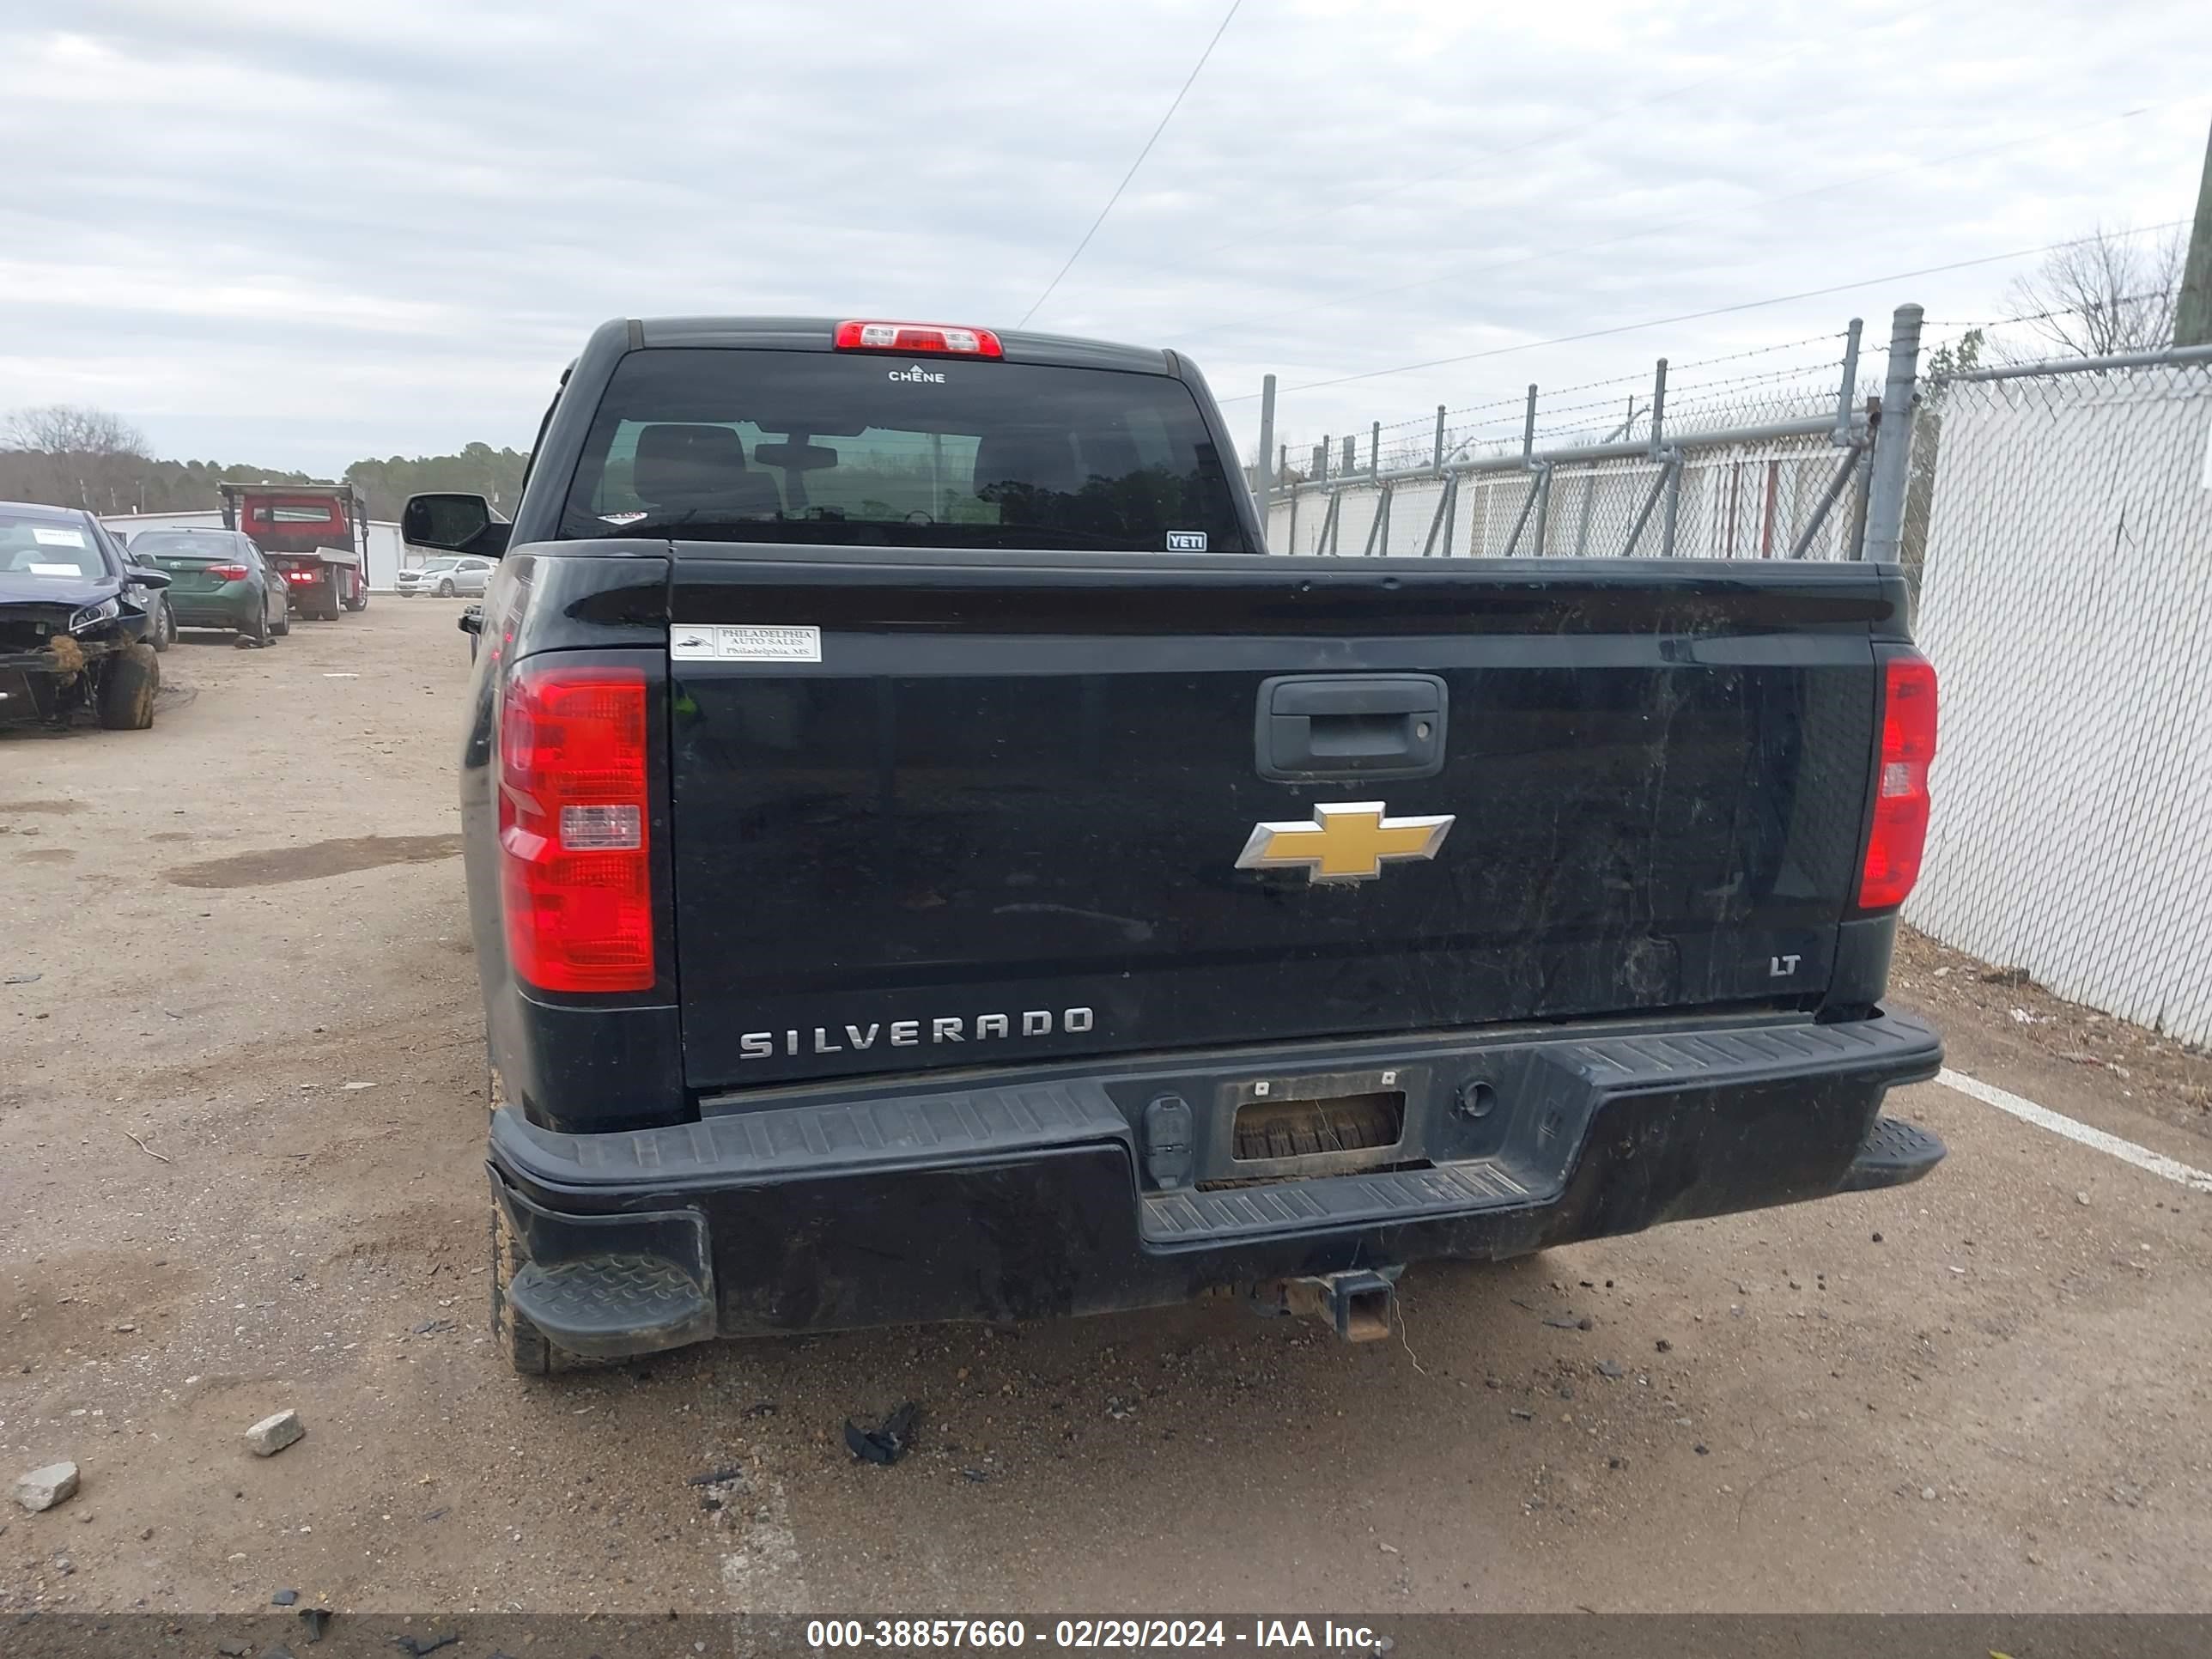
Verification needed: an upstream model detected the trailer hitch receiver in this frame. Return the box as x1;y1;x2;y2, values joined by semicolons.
1256;1267;1401;1342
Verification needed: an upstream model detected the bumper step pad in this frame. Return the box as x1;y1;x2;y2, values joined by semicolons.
1838;1115;1946;1193
507;1253;714;1358
1145;1158;1529;1243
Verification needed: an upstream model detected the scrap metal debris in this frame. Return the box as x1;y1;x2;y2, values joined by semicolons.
845;1401;920;1466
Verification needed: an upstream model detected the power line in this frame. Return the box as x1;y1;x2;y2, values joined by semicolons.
1218;221;2192;400
1017;0;1243;329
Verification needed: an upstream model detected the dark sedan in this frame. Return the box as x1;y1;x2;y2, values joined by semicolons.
1;501;169;729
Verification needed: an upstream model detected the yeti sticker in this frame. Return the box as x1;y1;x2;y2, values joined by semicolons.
1166;531;1209;551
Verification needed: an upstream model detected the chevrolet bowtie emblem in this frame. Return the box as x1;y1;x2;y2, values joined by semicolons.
1235;801;1455;884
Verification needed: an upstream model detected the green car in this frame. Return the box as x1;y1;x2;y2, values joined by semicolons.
130;529;290;647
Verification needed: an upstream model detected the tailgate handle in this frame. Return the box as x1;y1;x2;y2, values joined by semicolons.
1256;674;1448;781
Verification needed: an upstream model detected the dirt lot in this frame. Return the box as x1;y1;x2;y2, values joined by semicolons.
3;599;2209;1618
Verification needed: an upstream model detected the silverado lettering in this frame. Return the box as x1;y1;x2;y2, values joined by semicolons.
406;313;1947;1376
738;1007;1097;1059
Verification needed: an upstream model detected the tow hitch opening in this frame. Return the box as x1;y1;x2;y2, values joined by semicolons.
1257;1267;1403;1343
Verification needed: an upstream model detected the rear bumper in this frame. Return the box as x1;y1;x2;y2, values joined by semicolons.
167;591;258;628
488;1009;1942;1355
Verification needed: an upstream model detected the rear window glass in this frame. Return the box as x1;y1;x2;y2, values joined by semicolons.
258;505;335;524
560;349;1252;553
133;532;239;557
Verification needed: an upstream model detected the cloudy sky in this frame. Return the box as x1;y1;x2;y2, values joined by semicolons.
4;0;2207;476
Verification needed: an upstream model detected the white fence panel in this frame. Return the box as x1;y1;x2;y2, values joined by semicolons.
1905;365;2212;1043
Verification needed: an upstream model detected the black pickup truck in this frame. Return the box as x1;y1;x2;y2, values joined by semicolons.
405;316;1944;1374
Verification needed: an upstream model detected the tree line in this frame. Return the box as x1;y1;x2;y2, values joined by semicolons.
0;405;526;525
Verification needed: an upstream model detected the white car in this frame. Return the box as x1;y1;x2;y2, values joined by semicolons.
397;556;495;598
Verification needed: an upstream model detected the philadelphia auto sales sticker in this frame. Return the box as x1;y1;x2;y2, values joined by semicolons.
670;623;823;662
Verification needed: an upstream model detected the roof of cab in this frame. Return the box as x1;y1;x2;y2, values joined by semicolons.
629;317;1174;374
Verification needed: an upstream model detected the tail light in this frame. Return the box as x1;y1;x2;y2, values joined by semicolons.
285;569;317;584
498;665;653;993
1857;653;1938;909
208;563;250;581
834;319;1003;357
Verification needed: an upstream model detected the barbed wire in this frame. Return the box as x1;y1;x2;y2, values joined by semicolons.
1282;341;1853;462
1921;288;2174;336
1275;281;2186;465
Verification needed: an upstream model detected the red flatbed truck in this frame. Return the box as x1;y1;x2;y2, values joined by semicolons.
218;483;370;621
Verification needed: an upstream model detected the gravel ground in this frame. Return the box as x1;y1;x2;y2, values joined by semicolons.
3;599;2208;1617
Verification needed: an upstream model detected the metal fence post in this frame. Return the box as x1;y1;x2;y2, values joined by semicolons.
1254;374;1276;522
1431;405;1446;473
1341;434;1356;476
1863;303;1924;563
1834;320;1863;443
1509;384;1543;556
1847;401;1874;558
1661;455;1682;556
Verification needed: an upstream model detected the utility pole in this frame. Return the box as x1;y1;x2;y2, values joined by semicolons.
1253;374;1276;522
2178;115;2212;348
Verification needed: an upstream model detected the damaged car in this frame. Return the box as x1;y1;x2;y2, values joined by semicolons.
1;501;171;732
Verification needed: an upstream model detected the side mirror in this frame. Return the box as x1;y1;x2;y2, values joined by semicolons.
130;568;173;589
459;605;484;636
404;493;512;557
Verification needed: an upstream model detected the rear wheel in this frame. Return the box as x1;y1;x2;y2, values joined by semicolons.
150;601;173;653
94;643;158;730
270;599;290;637
244;605;270;648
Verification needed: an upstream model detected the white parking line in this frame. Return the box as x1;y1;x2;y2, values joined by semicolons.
721;1468;810;1614
1937;1067;2212;1193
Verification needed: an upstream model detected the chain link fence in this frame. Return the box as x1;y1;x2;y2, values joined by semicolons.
1261;321;1880;562
1903;351;2212;1046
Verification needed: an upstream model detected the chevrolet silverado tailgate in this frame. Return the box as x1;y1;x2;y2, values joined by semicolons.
664;555;1892;1092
